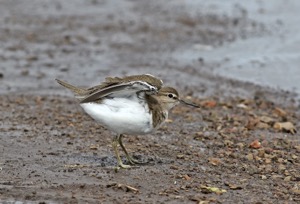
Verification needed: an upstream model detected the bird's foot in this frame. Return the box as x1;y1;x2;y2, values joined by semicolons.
126;155;149;165
114;162;140;172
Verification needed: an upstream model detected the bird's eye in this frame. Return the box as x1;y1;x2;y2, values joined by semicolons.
168;94;173;98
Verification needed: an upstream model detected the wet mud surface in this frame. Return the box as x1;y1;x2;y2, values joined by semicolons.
0;0;300;203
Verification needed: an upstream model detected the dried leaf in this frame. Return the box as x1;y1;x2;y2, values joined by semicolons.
107;183;139;193
291;186;300;195
224;183;243;190
273;107;287;117
236;103;248;109
291;154;298;159
249;140;261;149
208;158;221;166
259;116;275;124
183;174;191;180
294;145;300;152
201;100;217;108
273;122;297;134
89;144;98;150
256;122;270;129
188;194;212;203
170;165;179;170
200;185;226;194
199;201;210;204
177;154;185;159
284;176;292;181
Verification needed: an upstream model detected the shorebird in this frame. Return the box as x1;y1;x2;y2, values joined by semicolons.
56;74;198;169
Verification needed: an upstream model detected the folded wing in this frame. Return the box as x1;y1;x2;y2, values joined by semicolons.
80;81;158;103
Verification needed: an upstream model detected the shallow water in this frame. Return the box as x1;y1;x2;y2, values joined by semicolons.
0;0;299;99
188;0;300;96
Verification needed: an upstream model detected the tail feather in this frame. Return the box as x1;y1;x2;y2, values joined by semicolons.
55;79;86;96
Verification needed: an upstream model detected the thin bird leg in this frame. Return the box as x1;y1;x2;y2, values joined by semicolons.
118;134;147;165
112;135;132;169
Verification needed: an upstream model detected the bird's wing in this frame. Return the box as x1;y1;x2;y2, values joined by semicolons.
80;80;158;103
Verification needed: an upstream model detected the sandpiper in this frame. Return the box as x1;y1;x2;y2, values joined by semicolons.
56;74;198;169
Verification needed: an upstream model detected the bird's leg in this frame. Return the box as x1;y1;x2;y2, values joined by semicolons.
118;134;148;165
112;134;132;169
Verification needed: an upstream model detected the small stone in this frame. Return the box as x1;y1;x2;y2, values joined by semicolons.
265;158;272;164
291;154;298;159
246;153;254;161
170;165;179;170
236;143;245;149
271;174;283;180
278;164;286;171
249;140;261;149
261;175;267;180
284;176;292;181
177;154;185;159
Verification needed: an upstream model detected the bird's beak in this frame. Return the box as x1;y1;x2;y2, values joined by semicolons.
179;99;199;108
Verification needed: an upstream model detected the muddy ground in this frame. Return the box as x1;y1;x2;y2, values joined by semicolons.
0;1;300;203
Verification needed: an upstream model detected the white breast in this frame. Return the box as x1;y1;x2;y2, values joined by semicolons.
80;97;154;135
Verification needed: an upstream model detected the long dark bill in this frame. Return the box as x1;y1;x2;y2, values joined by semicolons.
180;99;199;108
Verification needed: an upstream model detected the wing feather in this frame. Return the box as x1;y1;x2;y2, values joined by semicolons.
80;81;157;103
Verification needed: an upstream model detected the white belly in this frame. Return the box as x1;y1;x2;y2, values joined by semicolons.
80;98;154;135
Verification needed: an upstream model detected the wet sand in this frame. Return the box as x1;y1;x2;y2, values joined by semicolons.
0;1;299;203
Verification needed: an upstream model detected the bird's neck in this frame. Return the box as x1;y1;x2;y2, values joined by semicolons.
145;95;168;128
